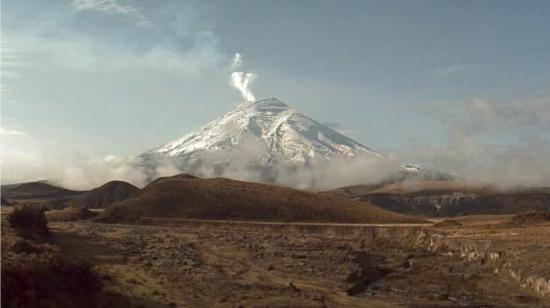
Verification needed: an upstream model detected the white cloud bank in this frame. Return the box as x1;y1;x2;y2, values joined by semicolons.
2;97;549;190
0;127;26;136
399;97;550;188
1;145;149;190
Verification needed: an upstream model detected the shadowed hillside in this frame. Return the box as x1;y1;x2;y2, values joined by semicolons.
1;181;82;200
69;181;139;209
1;182;84;208
102;175;426;224
331;180;550;217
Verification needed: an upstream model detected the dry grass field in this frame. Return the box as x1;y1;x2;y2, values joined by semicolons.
4;206;548;307
2;176;549;307
103;176;426;224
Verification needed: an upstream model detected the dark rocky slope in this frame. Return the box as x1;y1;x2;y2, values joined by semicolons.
1;181;84;208
70;181;139;209
331;181;550;216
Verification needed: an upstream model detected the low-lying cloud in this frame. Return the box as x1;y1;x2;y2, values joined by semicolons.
4;97;549;191
398;97;550;188
0;134;403;191
0;148;180;190
140;134;404;191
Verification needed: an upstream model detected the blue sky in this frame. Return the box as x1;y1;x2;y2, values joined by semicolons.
1;0;549;186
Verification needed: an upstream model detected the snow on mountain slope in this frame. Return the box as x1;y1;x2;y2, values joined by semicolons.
138;97;442;188
143;97;382;167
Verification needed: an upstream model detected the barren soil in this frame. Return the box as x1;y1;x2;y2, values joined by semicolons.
41;217;550;308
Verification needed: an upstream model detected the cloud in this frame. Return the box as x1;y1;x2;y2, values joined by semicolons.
15;35;219;75
402;133;550;188
274;155;402;190
0;126;183;190
466;97;541;132
71;0;152;27
7;13;223;76
0;40;24;77
1;39;25;97
0;130;400;191
230;72;256;102
231;52;243;69
0;144;151;189
323;122;358;137
0;126;26;136
399;97;550;188
429;64;476;78
144;132;401;191
140;31;222;74
0;126;143;189
230;53;257;102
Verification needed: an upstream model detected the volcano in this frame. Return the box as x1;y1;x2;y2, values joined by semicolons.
139;98;428;186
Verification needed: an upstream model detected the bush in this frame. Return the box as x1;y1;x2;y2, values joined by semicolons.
8;205;49;240
12;239;43;254
1;261;102;308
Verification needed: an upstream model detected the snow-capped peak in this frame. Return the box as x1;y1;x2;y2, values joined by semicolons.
144;97;383;167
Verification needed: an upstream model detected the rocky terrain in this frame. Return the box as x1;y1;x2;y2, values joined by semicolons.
35;215;548;307
3;176;550;307
2;201;549;307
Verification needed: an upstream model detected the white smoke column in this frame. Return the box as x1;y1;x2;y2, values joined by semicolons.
231;52;243;68
230;53;256;102
231;72;256;102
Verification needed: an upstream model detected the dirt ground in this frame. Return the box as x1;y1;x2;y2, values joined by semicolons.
41;216;550;308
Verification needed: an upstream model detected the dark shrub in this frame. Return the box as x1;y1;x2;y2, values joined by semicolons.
8;205;49;240
1;196;13;206
507;211;550;226
12;239;43;254
1;261;102;308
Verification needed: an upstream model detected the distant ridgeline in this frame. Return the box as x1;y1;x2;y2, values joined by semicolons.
331;181;550;217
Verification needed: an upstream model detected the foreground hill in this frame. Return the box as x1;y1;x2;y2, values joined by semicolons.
69;181;139;209
102;175;425;224
331;180;550;217
1;181;83;208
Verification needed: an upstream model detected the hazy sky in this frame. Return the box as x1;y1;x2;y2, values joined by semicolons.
1;0;550;186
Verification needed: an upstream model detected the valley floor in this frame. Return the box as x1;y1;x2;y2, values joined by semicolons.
40;217;550;307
